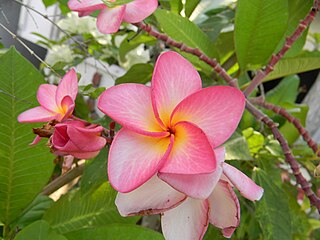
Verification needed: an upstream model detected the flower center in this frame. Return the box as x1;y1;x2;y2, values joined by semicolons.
167;126;175;135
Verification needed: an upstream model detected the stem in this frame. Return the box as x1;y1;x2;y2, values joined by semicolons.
42;164;85;195
244;0;320;97
251;98;319;155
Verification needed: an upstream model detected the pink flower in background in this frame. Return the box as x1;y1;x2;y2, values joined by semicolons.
68;0;158;34
18;69;78;123
98;51;245;193
51;120;106;159
116;148;264;240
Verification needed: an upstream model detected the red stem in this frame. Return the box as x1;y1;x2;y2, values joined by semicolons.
244;1;320;97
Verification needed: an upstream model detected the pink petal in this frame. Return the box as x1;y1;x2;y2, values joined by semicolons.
222;163;264;201
68;0;105;12
108;128;173;193
160;121;216;174
208;180;240;238
70;150;101;159
56;69;78;108
98;84;167;137
96;5;126;34
161;198;209;240
37;84;58;112
67;125;106;152
115;175;186;216
171;86;245;148
18;106;56;123
151;51;202;127
215;147;226;165
29;135;42;146
59;95;75;121
123;0;158;23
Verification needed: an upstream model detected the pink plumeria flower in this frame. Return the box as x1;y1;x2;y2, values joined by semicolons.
51;120;106;159
98;51;245;194
116;148;264;240
18;69;78;123
68;0;158;34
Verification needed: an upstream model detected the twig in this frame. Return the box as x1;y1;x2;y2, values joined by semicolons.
135;19;320;211
246;101;320;211
42;164;85;195
244;1;320;97
251;98;319;155
0;22;61;77
12;0;117;80
133;22;238;88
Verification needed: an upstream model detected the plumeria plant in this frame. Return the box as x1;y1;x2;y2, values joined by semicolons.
0;0;320;239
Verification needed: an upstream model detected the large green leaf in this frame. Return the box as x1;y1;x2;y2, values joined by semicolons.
255;169;292;240
224;131;252;161
169;0;183;14
275;0;313;57
235;0;288;70
65;224;164;240
14;220;67;240
115;64;153;85
43;182;138;234
265;51;320;81
185;0;200;17
154;9;218;59
0;48;54;226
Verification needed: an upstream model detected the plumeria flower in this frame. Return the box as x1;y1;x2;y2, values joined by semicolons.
51;120;106;159
68;0;158;34
116;148;264;240
18;69;78;123
98;51;245;194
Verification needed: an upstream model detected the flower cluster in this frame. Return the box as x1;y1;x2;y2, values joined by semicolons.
97;51;264;239
18;69;106;159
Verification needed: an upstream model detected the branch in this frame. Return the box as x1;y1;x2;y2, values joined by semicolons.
251;98;319;155
244;0;320;97
42;163;85;195
135;20;320;211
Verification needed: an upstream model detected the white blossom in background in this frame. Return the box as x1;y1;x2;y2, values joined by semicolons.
45;44;74;66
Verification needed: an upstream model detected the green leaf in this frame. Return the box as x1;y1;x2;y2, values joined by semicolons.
14;220;67;240
224;131;253;161
242;128;265;155
169;0;183;14
43;182;138;234
265;75;300;105
13;195;54;229
0;47;54;225
154;9;218;59
274;0;313;57
235;0;288;70
65;224;164;240
42;0;57;7
102;0;134;7
265;51;320;81
119;33;156;63
198;15;230;42
116;64;153;85
203;225;225;240
255;169;292;240
80;147;109;195
185;0;200;17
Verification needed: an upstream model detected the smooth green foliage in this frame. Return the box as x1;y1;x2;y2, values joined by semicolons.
116;64;153;85
275;0;313;57
265;75;300;106
78;85;106;99
169;0;183;14
154;9;218;59
102;0;134;8
235;0;288;70
185;0;201;17
43;182;137;234
203;225;225;240
242;128;265;155
80;147;109;195
0;48;54;226
264;51;320;81
224;131;252;161
255;169;292;240
13;195;54;229
65;224;164;240
14;220;67;240
119;33;156;62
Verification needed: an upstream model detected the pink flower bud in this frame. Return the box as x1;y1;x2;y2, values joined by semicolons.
51;120;106;159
